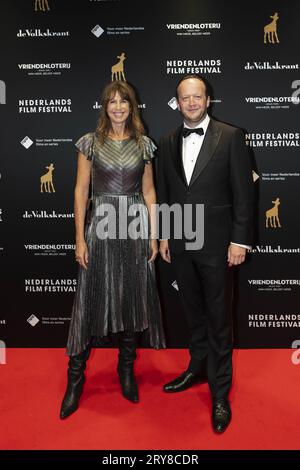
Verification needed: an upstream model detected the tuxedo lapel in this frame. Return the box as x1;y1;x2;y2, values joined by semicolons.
189;119;222;187
170;125;188;187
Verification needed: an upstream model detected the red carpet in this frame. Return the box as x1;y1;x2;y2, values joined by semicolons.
0;349;299;450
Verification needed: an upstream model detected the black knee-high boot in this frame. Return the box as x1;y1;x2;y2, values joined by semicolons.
117;331;139;403
60;344;91;419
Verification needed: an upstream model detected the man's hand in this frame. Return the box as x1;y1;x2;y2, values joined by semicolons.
227;243;246;267
159;240;171;263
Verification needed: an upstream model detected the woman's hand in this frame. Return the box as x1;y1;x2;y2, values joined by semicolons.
148;239;158;263
75;240;89;270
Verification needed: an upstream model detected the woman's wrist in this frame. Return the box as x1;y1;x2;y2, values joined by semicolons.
150;232;158;240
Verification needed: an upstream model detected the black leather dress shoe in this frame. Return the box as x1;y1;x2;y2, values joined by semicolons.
163;371;206;393
212;398;232;433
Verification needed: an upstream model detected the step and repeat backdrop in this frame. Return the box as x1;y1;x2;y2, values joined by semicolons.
0;0;299;349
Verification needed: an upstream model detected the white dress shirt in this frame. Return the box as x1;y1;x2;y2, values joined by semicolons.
182;114;210;185
182;115;250;250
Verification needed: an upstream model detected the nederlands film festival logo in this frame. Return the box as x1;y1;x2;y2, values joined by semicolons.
25;279;76;293
35;0;50;11
248;315;300;329
264;12;279;44
166;59;221;75
245;132;300;148
18;98;72;113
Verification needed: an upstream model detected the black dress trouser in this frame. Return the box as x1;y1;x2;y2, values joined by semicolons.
171;249;233;399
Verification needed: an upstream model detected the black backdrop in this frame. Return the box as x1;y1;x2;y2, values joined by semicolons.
0;0;300;349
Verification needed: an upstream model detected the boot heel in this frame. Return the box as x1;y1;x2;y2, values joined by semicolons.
117;363;139;403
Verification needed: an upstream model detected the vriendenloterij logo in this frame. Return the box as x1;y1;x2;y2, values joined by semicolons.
0;80;6;104
18;62;71;78
166;22;221;37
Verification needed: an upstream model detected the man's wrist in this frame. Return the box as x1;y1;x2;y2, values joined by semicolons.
230;242;251;250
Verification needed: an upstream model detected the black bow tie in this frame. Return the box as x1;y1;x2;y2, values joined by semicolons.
182;127;204;138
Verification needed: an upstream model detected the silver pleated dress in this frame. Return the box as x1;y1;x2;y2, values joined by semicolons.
66;132;166;356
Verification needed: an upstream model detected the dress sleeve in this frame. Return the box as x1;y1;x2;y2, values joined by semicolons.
75;132;94;161
142;136;157;164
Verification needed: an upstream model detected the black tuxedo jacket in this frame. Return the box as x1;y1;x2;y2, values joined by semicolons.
157;118;254;254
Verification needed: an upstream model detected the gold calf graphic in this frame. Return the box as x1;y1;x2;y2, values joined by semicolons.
266;197;281;228
264;12;279;44
35;0;50;11
111;52;126;81
40;163;55;193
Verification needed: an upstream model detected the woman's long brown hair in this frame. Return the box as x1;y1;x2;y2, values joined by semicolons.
96;81;145;144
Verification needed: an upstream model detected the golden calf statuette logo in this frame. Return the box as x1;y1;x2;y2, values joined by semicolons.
264;12;279;44
111;53;126;81
40;163;55;193
35;0;50;11
266;197;281;228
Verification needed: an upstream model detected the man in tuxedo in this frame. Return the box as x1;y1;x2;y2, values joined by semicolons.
157;75;253;433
